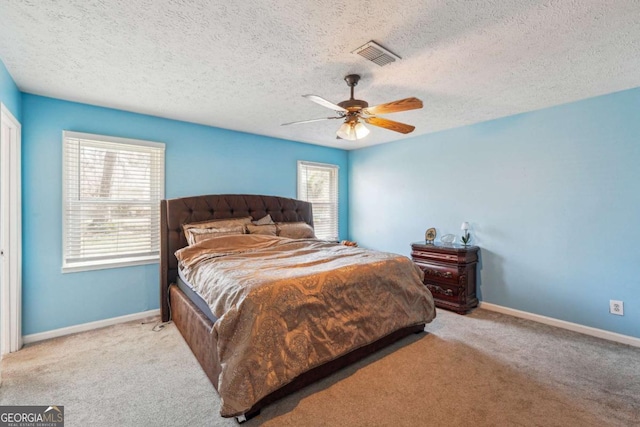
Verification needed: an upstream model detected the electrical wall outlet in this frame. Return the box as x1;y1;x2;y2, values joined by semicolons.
609;300;624;316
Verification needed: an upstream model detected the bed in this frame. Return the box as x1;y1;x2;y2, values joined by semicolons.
160;194;435;420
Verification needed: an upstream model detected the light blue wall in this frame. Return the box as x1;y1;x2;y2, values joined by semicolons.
349;88;640;339
0;59;21;121
22;94;348;335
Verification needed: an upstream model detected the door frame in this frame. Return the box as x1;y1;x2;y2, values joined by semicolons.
0;102;22;355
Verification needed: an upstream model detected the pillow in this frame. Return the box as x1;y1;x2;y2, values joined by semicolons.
252;214;275;225
182;216;252;231
246;223;277;236
182;217;251;245
188;225;246;244
276;222;316;239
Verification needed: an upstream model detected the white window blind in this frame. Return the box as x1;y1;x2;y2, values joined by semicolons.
62;131;165;272
297;161;339;241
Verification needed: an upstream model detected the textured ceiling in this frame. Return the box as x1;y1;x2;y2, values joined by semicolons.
1;0;640;150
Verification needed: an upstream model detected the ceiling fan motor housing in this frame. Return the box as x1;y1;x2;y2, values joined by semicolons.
338;99;369;112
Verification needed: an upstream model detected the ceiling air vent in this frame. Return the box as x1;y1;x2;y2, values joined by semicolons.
352;41;401;67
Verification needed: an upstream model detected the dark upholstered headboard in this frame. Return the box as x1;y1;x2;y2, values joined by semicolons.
160;194;313;321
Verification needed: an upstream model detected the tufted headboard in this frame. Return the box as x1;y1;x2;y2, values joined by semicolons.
160;194;313;321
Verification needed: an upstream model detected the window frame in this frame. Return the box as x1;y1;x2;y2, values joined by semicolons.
297;160;339;241
62;131;165;273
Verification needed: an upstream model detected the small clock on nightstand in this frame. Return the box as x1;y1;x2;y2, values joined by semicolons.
424;228;436;243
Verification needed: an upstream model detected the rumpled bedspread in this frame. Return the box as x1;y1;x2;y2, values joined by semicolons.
176;234;435;417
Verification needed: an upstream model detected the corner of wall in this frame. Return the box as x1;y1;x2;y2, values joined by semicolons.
0;57;22;122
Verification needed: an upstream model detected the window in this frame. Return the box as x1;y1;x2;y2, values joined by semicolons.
297;161;338;241
62;131;165;272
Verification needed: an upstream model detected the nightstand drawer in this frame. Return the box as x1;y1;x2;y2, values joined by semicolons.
424;281;460;300
414;261;458;284
411;250;459;263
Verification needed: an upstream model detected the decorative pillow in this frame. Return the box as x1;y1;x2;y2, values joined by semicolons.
183;216;252;231
188;225;246;244
252;214;275;225
276;222;316;239
182;217;251;245
246;223;277;236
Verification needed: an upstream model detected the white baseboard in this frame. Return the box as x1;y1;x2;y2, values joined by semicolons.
479;302;640;348
22;309;160;346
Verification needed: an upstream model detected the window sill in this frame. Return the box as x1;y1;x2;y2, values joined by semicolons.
62;256;158;273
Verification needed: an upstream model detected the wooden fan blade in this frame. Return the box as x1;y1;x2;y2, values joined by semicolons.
303;95;348;112
363;116;415;134
362;97;423;115
281;116;343;126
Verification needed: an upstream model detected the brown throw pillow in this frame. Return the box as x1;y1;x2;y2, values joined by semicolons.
276;222;316;239
182;217;251;245
188;225;247;244
246;224;277;236
252;214;275;225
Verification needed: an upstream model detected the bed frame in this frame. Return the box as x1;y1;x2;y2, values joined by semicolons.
160;194;424;420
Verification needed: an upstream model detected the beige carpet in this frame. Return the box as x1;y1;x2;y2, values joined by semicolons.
1;309;639;426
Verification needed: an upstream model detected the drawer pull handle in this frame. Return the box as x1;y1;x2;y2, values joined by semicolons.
427;284;453;296
424;268;453;279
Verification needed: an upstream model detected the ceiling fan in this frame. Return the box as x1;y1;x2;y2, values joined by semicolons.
282;74;423;141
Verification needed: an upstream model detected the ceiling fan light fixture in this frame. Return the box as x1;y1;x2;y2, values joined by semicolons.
354;122;370;139
337;121;370;141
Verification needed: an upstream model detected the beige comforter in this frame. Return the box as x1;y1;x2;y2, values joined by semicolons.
176;234;435;417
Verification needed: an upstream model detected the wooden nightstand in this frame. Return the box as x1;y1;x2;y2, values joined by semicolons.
411;242;479;314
